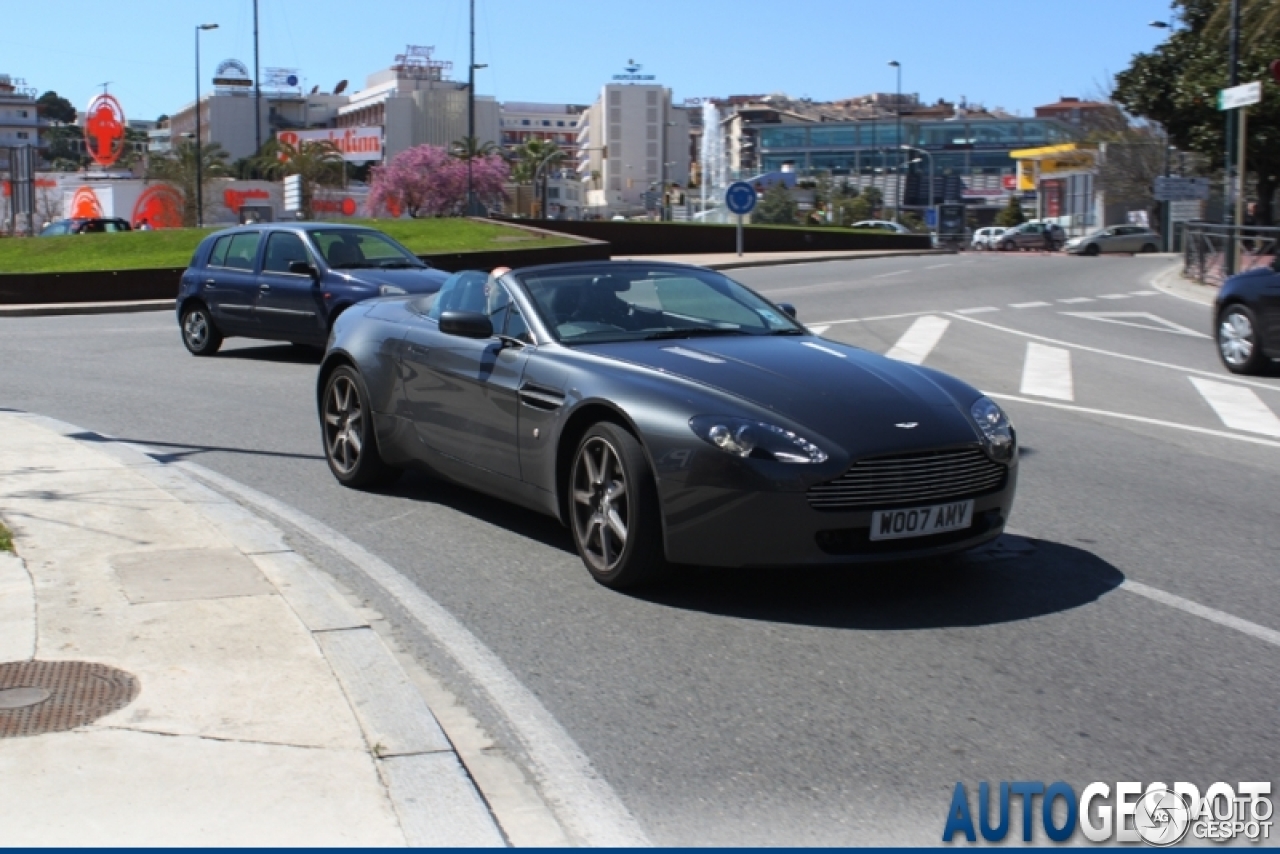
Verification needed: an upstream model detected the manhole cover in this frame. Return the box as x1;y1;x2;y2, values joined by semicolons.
0;661;139;738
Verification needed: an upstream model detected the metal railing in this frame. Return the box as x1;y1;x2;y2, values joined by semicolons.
1183;222;1280;286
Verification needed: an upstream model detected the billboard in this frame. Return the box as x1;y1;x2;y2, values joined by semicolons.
276;127;383;162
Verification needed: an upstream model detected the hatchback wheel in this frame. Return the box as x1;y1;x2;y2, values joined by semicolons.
181;303;223;356
1083;243;1100;257
1217;304;1268;375
568;423;668;589
321;366;401;488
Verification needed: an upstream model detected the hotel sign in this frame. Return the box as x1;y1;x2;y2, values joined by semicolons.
277;127;383;162
612;59;655;81
213;59;253;90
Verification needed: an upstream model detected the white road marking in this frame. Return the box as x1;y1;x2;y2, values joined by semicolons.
1130;290;1159;296
1019;343;1074;400
1060;311;1210;338
1010;301;1052;309
885;315;950;364
944;312;1280;395
955;307;1000;314
759;280;848;296
1122;580;1280;649
1057;297;1095;304
986;392;1280;449
1097;293;1133;300
1189;378;1280;437
924;263;953;270
808;324;831;335
172;462;652;847
811;310;939;327
872;269;911;278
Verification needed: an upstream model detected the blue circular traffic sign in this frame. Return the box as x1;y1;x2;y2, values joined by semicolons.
724;181;757;215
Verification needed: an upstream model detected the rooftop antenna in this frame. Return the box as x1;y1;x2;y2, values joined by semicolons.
98;81;112;94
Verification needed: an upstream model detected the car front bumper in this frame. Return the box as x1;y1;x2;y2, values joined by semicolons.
658;466;1018;568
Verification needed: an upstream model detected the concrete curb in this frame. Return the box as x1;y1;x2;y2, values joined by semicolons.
0;299;174;318
1149;260;1218;306
4;413;509;847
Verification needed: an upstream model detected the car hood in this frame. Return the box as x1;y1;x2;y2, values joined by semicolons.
580;335;982;452
327;266;449;293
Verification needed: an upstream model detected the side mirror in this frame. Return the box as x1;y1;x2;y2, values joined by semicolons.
777;302;798;319
288;260;318;279
439;310;494;339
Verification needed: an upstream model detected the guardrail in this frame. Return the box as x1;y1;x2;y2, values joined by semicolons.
1183;221;1280;286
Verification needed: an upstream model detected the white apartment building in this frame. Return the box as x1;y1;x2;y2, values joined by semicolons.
576;83;690;214
499;102;584;153
336;66;498;161
0;74;41;169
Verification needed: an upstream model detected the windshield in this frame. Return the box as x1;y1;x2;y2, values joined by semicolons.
309;228;427;269
515;265;805;345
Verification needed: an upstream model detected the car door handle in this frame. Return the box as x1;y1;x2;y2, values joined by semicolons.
203;279;217;288
258;284;271;292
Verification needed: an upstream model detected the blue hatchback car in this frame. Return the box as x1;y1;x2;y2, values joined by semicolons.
1215;258;1280;374
177;222;449;355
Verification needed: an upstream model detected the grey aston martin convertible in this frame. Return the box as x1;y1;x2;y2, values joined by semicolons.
317;261;1018;588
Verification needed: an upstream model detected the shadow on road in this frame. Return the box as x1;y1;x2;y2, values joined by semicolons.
635;536;1125;630
216;343;324;364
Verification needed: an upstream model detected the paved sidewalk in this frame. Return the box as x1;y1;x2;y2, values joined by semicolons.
0;412;506;846
1149;258;1219;306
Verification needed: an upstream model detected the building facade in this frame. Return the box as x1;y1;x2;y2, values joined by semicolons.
576;83;691;214
0;74;41;170
169;89;349;162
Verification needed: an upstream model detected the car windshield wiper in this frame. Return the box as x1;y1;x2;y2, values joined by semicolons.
766;328;806;336
331;262;375;269
642;327;753;340
377;260;427;269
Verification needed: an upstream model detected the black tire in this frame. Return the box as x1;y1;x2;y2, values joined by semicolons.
568;422;668;589
321;365;402;488
181;302;223;356
1217;303;1268;375
1140;243;1158;253
1083;243;1100;257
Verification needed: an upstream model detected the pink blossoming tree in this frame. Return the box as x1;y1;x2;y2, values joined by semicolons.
367;144;509;217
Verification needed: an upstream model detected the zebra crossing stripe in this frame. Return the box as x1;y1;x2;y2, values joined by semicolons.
1020;343;1074;400
1189;378;1280;437
885;316;950;364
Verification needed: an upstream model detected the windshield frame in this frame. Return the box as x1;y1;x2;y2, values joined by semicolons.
510;263;806;346
307;227;428;270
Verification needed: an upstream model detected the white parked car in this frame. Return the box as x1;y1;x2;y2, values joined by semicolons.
971;226;1009;251
851;219;912;235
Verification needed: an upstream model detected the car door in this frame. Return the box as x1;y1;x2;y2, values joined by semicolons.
400;272;530;480
254;230;325;341
201;231;262;335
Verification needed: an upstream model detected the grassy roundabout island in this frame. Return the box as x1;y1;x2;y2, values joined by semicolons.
0;218;579;274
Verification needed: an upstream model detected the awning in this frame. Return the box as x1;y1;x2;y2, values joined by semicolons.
1010;143;1097;190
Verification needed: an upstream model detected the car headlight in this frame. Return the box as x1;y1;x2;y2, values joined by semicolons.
378;284;407;296
689;416;828;464
970;396;1015;461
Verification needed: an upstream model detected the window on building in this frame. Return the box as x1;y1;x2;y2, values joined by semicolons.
646;107;658;124
646;91;658;106
522;119;530;126
542;120;550;126
556;121;565;127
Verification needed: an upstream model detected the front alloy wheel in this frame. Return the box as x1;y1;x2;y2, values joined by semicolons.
1217;304;1267;375
569;423;667;589
322;366;401;488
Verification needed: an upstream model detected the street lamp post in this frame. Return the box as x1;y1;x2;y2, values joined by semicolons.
888;60;902;223
194;22;218;229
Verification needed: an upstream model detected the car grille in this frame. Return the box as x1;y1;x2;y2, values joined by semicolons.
807;446;1007;511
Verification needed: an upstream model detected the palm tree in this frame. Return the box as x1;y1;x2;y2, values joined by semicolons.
450;136;502;160
148;140;231;227
513;140;565;216
253;138;344;219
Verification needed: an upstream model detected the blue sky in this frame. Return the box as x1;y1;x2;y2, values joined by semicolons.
0;0;1177;122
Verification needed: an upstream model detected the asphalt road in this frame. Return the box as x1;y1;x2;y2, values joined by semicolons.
2;252;1277;845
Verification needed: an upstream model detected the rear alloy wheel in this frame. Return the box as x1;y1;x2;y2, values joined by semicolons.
1140;243;1158;253
321;366;401;488
1083;243;1100;257
568;423;668;589
1217;304;1268;375
181;303;223;356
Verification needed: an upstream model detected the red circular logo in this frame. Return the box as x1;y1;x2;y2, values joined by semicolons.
132;185;184;229
69;187;104;219
341;197;356;216
84;94;127;167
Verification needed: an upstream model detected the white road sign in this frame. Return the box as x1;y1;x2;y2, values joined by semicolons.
1219;81;1262;110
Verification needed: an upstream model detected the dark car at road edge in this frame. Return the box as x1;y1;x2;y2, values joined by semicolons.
1215;258;1280;374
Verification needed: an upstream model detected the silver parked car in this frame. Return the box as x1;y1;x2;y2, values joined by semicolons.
1064;226;1160;256
995;222;1065;251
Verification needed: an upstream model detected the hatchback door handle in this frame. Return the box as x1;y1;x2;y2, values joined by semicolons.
259;284;271;292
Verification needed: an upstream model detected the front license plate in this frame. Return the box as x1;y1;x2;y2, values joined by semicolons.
869;500;974;541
